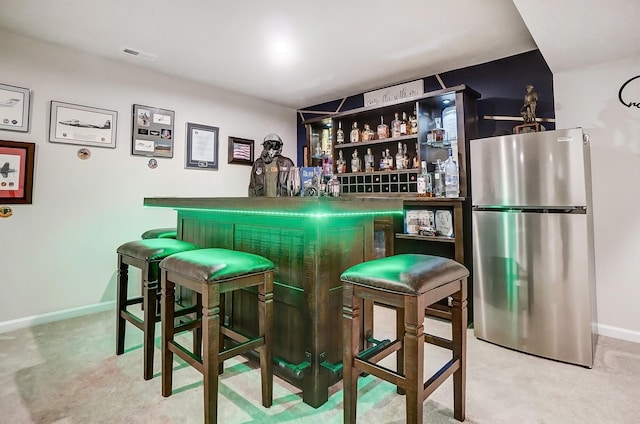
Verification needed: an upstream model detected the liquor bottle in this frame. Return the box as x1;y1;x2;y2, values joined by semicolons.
391;112;401;138
362;123;375;141
409;107;418;135
432;117;445;142
351;149;362;173
402;143;409;169
417;161;428;196
364;148;375;172
433;159;445;197
377;116;389;139
328;175;341;197
385;148;393;170
336;121;345;144
395;142;405;170
336;150;346;174
400;112;408;135
444;148;460;198
322;152;333;177
350;122;361;143
379;150;387;171
442;106;457;145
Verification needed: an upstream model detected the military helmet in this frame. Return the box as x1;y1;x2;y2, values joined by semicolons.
263;133;283;145
262;133;284;152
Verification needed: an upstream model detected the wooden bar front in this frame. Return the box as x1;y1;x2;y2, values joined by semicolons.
144;196;403;407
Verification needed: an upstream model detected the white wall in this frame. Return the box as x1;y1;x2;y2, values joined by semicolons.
554;55;640;342
0;31;296;329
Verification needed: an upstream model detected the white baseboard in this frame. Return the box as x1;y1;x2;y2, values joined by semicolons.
597;323;640;344
0;301;115;334
1;302;638;345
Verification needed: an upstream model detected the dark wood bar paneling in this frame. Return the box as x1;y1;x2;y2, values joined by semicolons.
144;196;403;407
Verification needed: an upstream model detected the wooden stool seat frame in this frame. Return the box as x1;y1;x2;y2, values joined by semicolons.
116;252;200;380
342;278;467;424
161;267;274;424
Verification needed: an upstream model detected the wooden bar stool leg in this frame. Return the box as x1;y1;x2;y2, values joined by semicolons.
161;270;176;398
342;283;361;424
202;289;220;424
396;306;405;395
452;281;468;421
258;272;274;407
194;292;203;360
217;293;224;374
404;295;425;424
143;268;158;380
116;258;128;355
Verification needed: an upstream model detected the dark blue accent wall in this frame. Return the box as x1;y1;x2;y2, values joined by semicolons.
297;49;554;166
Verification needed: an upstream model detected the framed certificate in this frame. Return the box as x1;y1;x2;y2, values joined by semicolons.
185;122;219;170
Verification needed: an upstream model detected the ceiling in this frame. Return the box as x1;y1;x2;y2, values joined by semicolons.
0;0;637;110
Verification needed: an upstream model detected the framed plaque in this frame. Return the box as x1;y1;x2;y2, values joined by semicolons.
131;104;175;158
185;122;219;170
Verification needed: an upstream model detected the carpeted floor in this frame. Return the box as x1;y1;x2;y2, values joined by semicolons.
1;306;639;423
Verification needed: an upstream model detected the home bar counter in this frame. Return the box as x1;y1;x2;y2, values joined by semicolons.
144;196;405;407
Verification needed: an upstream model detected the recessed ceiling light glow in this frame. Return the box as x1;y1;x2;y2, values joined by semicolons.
267;36;296;67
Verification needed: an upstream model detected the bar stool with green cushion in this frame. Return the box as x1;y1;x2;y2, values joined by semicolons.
140;227;177;240
341;254;469;424
116;238;200;380
159;248;275;424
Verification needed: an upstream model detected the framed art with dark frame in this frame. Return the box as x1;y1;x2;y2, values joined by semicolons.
0;140;35;204
185;122;219;170
0;83;31;132
49;101;117;148
131;104;175;158
228;136;254;165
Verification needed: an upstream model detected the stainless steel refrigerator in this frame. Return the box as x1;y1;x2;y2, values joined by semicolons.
470;127;598;368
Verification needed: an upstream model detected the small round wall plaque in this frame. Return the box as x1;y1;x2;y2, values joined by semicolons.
148;159;158;169
77;148;91;160
0;206;13;218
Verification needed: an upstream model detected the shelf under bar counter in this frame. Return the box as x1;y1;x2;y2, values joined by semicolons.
144;196;404;407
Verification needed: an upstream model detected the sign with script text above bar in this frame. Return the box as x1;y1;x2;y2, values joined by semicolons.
363;79;424;107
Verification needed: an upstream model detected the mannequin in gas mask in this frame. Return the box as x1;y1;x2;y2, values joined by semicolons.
248;133;295;197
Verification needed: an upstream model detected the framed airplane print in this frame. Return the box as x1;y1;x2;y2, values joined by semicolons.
131;104;175;158
0;83;31;132
49;101;117;148
0;140;35;204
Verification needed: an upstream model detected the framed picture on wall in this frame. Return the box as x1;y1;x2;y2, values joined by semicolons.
49;101;117;148
0;83;31;132
185;122;219;170
228;136;254;165
0;140;35;204
131;104;175;158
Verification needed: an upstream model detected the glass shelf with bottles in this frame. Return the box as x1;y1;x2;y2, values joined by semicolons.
334;108;419;148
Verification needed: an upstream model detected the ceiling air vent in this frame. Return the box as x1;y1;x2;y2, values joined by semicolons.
122;47;158;62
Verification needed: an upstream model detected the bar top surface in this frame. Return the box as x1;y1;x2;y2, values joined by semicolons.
144;196;407;217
